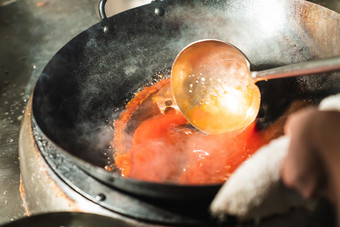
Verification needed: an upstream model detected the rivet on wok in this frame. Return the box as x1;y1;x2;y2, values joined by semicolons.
103;26;109;33
95;193;106;201
154;7;164;16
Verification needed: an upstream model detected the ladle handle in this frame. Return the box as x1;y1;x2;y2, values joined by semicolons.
252;56;340;81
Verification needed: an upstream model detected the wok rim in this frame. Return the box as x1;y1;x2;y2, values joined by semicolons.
30;0;340;199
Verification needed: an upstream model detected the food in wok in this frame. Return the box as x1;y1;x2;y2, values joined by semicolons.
111;77;303;184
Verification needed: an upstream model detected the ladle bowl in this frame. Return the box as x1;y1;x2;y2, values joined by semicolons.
171;39;340;134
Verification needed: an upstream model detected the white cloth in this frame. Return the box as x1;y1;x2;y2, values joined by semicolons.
210;94;340;220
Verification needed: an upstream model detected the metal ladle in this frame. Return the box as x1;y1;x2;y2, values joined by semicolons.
171;39;340;134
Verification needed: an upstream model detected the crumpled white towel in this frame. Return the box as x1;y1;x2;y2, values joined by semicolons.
210;93;340;220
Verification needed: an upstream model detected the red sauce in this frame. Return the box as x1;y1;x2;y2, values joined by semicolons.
112;79;273;184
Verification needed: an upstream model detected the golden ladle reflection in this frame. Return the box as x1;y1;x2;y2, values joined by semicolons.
171;40;260;134
171;39;340;134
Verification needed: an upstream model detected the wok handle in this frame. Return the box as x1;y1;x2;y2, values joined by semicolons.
98;0;107;20
98;0;161;20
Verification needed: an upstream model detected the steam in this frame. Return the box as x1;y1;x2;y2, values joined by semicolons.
116;118;265;184
112;77;264;184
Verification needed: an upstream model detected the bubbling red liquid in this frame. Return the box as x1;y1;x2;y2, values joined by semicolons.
112;79;273;184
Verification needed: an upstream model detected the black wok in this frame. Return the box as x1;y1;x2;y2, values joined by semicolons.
32;0;340;200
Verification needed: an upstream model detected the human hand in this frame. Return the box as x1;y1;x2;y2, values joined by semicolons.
282;107;340;205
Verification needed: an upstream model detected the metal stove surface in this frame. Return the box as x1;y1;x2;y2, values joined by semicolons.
0;0;98;223
1;0;340;226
